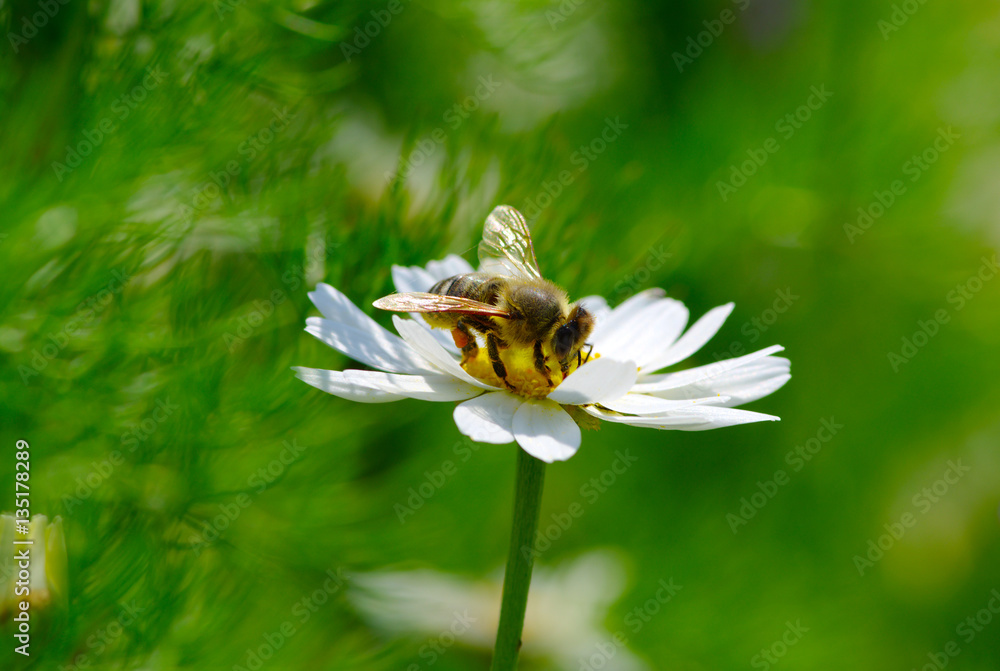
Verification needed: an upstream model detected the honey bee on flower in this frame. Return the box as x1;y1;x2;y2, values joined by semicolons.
294;206;790;463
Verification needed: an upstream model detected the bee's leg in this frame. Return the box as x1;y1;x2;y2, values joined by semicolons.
566;343;594;378
582;343;594;363
487;333;516;391
533;340;554;387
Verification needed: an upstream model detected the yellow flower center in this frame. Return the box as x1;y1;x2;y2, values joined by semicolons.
460;343;598;399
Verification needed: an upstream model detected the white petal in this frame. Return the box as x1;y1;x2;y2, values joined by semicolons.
453;392;522;444
597;299;689;368
294;366;481;402
649;357;790;407
650;405;781;431
512;399;582;463
633;345;785;393
305;285;437;374
309;283;416;342
600;393;731;415
547;358;637;406
305;317;435;375
392;316;500;390
390;262;464;353
391;254;475;294
293;366;403;403
589;288;665;347
584;404;779;431
640;303;734;372
339;369;482;402
391;265;437;294
413;314;462;353
425;254;474;281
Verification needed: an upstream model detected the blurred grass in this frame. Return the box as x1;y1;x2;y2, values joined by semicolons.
1;0;999;669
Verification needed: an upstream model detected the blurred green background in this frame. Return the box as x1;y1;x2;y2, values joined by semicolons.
2;0;999;669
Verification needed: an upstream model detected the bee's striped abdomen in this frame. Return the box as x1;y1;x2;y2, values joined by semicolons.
429;273;501;305
425;273;505;334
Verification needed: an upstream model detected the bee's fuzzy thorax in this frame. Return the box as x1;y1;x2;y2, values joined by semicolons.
494;278;570;346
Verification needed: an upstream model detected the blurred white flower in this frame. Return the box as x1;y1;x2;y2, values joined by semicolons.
0;514;68;620
350;550;648;671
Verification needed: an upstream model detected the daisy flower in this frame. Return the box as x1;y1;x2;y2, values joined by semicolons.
293;208;789;463
349;550;648;671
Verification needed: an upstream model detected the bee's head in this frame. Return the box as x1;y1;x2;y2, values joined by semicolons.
552;304;594;363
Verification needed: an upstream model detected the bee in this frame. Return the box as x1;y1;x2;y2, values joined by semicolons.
373;205;594;390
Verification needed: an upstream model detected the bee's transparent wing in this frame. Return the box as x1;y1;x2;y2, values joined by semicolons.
477;205;542;280
373;292;510;318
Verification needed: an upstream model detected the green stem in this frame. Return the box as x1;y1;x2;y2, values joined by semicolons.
490;449;546;671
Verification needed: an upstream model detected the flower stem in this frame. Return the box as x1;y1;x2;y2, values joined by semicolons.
490;448;546;671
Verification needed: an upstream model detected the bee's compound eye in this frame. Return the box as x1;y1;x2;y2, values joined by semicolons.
553;324;578;360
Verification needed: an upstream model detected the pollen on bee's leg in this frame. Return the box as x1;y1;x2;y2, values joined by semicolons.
451;328;469;349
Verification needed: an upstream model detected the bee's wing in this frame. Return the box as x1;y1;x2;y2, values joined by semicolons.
373;292;510;318
477;205;543;280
